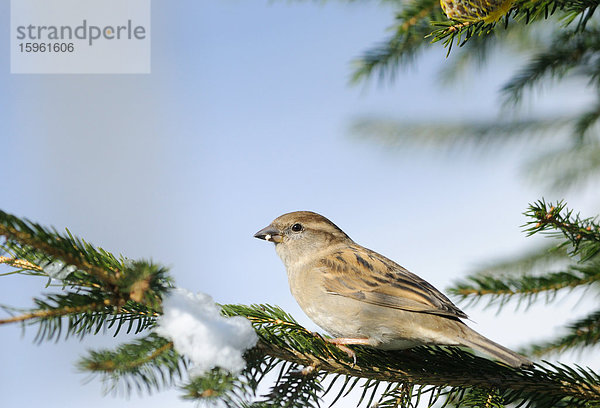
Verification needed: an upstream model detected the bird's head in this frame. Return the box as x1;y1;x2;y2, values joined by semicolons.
254;211;351;266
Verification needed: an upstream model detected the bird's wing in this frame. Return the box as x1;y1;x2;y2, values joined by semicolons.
320;245;468;319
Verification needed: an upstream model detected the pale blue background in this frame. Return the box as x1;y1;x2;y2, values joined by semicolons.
1;1;597;407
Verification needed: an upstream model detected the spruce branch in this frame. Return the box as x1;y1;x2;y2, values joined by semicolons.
374;382;420;408
350;113;600;191
524;142;600;191
449;261;600;310
220;304;600;407
0;210;173;307
0;298;108;326
351;0;443;83
77;302;600;406
0;210;122;286
438;20;546;82
448;201;600;313
10;292;158;342
79;333;185;395
257;362;324;408
0;211;171;343
445;388;505;407
524;309;600;357
347;0;600;77
465;243;569;277
437;29;499;81
524;200;600;261
447;199;600;386
429;0;600;52
501;27;600;107
181;350;282;406
351;115;571;151
429;19;496;55
0;281;162;341
573;104;600;142
0;256;42;272
183;368;241;404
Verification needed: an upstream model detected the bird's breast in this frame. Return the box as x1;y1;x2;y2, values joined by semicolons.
286;262;401;343
286;262;363;338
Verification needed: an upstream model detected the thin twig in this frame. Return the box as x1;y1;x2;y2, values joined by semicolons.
0;302;107;325
0;224;120;286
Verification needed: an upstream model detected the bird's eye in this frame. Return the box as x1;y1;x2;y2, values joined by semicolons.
291;223;303;232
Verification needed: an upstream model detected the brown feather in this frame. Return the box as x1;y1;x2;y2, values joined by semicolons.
321;245;468;319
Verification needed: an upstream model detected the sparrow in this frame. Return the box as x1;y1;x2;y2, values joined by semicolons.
254;211;532;368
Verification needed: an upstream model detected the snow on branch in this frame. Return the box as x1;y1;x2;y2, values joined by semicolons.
155;288;258;376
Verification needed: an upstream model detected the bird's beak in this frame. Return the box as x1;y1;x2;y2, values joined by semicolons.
254;225;283;243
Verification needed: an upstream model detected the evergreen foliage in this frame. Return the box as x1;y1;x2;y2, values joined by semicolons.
449;200;600;369
3;202;600;407
349;0;600;193
351;0;600;70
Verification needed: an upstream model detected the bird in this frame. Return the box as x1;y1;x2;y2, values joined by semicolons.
254;211;532;368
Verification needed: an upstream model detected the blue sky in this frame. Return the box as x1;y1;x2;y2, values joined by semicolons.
1;1;598;407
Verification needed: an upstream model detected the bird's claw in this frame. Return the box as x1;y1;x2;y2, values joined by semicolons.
333;343;357;366
318;337;357;366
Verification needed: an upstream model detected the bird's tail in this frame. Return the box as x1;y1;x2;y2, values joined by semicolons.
459;326;533;368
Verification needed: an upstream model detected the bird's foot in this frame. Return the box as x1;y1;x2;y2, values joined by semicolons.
318;336;373;366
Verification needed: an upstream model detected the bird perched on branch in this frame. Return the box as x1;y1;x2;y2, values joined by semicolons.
254;211;532;368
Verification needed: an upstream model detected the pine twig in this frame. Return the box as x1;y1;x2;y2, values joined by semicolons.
524;309;600;357
87;340;175;372
80;334;185;395
0;256;42;271
525;200;600;261
450;262;600;299
0;301;108;325
0;217;120;286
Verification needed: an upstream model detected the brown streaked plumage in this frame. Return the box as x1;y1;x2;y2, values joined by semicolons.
254;211;532;368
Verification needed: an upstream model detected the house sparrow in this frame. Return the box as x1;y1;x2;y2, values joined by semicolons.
254;211;532;368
